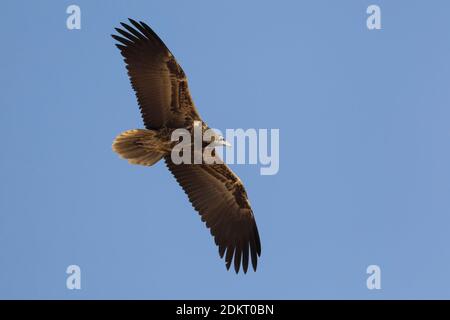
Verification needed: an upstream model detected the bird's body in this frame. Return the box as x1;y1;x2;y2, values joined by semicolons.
111;19;261;273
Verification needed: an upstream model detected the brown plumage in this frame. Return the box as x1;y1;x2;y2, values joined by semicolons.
111;19;261;273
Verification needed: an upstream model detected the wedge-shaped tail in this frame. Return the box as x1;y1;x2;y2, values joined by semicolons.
112;129;166;166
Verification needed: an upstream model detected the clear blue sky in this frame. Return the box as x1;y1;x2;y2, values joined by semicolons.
1;0;450;299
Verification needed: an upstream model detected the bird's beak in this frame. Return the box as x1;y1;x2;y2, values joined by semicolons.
223;140;232;147
216;139;232;147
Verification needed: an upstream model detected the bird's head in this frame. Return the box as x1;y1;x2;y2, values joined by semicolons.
210;133;232;148
216;135;232;147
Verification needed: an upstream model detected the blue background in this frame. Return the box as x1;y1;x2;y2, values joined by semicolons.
1;0;450;299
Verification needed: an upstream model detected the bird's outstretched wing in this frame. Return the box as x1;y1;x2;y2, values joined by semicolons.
112;19;201;129
165;156;261;273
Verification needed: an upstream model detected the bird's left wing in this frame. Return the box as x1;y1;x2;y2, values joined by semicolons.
112;19;201;129
165;156;261;273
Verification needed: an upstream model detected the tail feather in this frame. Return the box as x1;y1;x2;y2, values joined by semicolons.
112;129;165;166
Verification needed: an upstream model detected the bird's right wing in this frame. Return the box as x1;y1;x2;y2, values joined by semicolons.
112;19;201;129
165;156;261;273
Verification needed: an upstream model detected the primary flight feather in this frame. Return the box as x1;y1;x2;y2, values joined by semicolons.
111;19;261;273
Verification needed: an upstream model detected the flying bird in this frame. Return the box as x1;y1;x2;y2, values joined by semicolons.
111;19;261;273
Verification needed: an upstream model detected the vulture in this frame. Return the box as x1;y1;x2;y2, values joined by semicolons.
111;19;261;273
